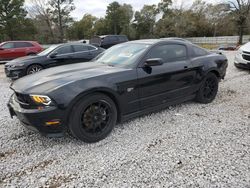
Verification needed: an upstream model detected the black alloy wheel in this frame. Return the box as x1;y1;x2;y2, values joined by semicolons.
69;93;117;143
196;73;219;104
81;101;112;135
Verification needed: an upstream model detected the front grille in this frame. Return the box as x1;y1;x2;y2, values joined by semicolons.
242;54;250;61
243;51;250;55
15;92;30;105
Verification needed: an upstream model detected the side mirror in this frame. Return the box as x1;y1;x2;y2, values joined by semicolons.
144;58;163;67
49;52;57;58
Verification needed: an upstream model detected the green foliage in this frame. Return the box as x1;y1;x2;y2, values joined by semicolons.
0;0;36;40
133;5;158;39
67;14;97;39
48;0;75;42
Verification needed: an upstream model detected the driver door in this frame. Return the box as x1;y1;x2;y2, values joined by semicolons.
48;45;74;67
137;44;197;110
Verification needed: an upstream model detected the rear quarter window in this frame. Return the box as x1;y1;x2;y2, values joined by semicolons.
73;45;89;52
55;45;73;55
15;42;34;48
192;46;208;57
118;36;128;42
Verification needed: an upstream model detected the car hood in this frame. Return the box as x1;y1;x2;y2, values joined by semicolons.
11;62;127;94
240;42;250;52
6;55;44;66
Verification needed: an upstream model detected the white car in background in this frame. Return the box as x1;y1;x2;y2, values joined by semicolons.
234;42;250;69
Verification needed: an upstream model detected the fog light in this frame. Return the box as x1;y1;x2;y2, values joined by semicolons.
45;120;61;126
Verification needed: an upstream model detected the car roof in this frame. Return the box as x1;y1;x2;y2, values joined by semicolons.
3;41;39;43
126;39;190;45
97;35;127;38
51;42;96;48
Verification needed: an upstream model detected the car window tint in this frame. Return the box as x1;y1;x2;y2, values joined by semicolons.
15;42;33;48
109;36;118;42
193;46;208;56
118;36;128;42
102;37;108;42
146;44;187;62
73;45;89;52
55;45;73;55
1;42;15;49
88;45;96;50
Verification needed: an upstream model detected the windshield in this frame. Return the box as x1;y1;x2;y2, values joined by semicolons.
94;43;150;67
38;45;58;56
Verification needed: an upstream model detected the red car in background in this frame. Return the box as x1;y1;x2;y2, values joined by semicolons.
0;41;43;61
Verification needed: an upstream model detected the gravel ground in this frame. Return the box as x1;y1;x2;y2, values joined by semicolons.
0;52;249;187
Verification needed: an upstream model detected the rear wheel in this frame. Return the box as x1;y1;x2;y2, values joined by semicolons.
26;64;43;75
196;73;218;104
68;93;117;143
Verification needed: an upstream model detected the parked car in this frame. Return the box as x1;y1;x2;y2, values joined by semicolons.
5;43;104;79
78;39;89;44
234;42;250;69
8;39;228;142
218;44;237;51
0;41;43;61
161;37;192;43
90;35;128;49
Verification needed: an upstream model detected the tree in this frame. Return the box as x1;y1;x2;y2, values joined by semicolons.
119;4;133;37
28;0;55;42
157;0;172;17
48;0;75;42
93;18;109;35
228;0;250;44
0;0;27;40
134;5;158;39
67;14;97;40
106;1;121;34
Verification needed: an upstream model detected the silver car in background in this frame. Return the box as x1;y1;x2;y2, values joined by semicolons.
234;42;250;69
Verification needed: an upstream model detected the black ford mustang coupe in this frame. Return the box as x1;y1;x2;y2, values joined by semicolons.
8;39;228;142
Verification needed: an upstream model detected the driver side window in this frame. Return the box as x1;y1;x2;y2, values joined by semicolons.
55;45;73;55
146;44;187;63
2;42;15;49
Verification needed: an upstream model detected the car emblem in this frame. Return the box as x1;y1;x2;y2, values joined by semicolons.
127;87;134;92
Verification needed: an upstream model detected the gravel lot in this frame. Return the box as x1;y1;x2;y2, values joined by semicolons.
0;52;249;187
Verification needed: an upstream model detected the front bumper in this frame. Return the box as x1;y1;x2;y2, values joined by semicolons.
234;53;250;69
4;66;26;79
7;94;66;137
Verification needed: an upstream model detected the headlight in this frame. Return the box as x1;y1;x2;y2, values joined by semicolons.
30;94;52;105
10;63;24;68
237;49;243;55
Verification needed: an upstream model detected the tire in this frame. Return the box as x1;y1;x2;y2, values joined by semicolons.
196;73;219;104
26;64;43;75
68;93;117;143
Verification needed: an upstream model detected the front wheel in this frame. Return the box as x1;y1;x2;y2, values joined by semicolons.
196;73;219;104
26;64;43;75
68;93;117;143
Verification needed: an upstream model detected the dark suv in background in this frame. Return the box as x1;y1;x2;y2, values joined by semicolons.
90;35;128;49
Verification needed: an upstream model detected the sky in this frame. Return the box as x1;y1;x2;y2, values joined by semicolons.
25;0;223;21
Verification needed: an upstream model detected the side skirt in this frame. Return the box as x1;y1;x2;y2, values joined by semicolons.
121;94;196;122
